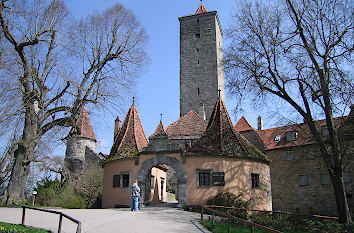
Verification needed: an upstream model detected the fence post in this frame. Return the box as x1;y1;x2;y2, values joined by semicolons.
201;206;204;222
227;217;230;233
212;211;215;225
76;222;81;233
58;213;63;233
21;206;26;225
250;225;255;233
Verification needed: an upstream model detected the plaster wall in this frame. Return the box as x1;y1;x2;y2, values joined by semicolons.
183;156;271;210
103;153;271;210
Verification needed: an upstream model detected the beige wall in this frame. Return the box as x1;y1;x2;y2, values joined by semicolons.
183;156;271;210
149;167;167;203
103;153;272;211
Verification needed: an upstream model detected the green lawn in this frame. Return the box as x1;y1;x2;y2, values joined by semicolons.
201;220;310;233
0;222;50;233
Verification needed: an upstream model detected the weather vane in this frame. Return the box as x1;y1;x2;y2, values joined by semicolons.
160;113;163;122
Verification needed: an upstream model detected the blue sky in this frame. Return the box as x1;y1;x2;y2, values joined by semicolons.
61;0;264;155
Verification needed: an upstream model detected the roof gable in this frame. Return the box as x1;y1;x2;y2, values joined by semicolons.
235;116;254;132
183;99;269;162
149;121;167;139
166;110;207;139
68;107;96;141
109;105;148;159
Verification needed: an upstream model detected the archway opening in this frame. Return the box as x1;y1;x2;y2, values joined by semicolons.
135;154;187;207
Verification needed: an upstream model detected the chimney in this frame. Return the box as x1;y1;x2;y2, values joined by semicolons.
257;116;263;130
114;116;121;139
200;102;206;121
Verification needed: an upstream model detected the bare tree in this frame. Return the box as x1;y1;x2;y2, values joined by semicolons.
224;0;353;223
0;0;148;204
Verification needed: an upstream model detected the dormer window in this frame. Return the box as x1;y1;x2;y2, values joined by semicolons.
286;131;298;142
321;126;329;137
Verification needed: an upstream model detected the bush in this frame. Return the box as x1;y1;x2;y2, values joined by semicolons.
206;192;253;219
35;178;85;208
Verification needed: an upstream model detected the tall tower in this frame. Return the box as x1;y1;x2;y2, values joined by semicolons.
179;3;225;121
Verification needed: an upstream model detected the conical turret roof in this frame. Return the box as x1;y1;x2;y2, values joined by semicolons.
109;104;148;159
183;99;269;163
68;107;96;141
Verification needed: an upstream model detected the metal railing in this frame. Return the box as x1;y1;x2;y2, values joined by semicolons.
21;206;81;233
201;205;282;233
202;205;339;221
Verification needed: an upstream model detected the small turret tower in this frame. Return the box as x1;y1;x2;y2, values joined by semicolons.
65;107;97;172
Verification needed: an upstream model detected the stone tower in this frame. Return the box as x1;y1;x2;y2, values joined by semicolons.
65;107;97;172
179;3;225;121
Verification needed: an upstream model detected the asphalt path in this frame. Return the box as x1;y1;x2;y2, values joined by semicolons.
0;206;211;233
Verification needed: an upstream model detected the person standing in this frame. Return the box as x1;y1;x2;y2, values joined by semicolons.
130;180;140;211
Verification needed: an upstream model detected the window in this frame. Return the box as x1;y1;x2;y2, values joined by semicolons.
122;173;130;188
197;88;200;95
320;173;330;185
212;172;225;186
196;48;199;52
307;152;315;160
321;126;329;137
299;175;309;186
344;171;352;183
285;151;295;161
197;60;200;64
286;131;298;142
113;175;120;187
197;19;199;23
251;173;260;189
195;33;200;38
71;159;82;171
197;170;211;187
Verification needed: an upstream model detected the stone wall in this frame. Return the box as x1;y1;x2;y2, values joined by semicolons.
179;12;225;121
65;137;96;172
268;144;354;216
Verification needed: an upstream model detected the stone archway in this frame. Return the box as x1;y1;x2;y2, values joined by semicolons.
135;154;188;207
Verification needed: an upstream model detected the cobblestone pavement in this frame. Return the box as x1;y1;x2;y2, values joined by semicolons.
0;206;210;233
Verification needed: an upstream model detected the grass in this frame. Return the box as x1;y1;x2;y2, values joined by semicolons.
201;220;310;233
0;222;50;233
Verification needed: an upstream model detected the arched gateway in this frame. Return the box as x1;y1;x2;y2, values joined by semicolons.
135;154;188;207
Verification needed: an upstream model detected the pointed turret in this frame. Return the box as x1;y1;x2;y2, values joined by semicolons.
68;107;96;141
183;99;269;162
109;103;148;159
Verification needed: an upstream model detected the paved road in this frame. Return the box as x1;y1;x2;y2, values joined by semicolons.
0;206;210;233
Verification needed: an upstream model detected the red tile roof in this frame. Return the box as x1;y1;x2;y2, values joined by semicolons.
149;121;166;139
166;110;208;139
183;99;269;162
257;117;347;151
68;107;96;141
235;116;254;132
195;3;207;14
109;104;148;159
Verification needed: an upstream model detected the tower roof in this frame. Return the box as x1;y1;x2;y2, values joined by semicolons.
149;120;167;139
68;107;96;141
195;3;207;14
166;110;208;139
183;99;269;162
235;116;254;132
109;104;148;159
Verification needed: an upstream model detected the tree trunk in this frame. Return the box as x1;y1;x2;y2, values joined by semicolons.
330;169;352;224
7;102;38;205
6;145;32;204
